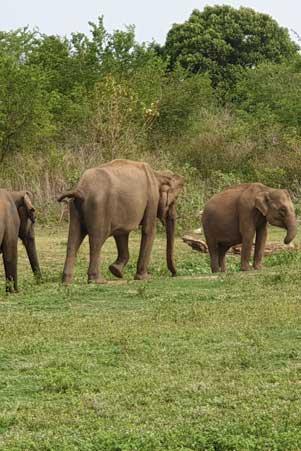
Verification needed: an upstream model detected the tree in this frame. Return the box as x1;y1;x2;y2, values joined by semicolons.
164;5;299;89
152;66;213;138
231;59;301;133
0;30;53;160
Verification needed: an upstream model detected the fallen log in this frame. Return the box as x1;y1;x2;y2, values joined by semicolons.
182;233;296;256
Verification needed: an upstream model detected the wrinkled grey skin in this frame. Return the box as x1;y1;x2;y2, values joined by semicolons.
202;183;297;273
58;159;184;284
0;190;41;292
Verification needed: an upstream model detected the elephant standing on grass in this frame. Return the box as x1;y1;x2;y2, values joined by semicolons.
0;190;41;292
58;159;184;284
202;183;297;273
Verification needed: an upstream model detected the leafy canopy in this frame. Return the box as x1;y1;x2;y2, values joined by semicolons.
164;5;299;87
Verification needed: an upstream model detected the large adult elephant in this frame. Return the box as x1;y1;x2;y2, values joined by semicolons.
58;159;184;284
0;190;41;291
202;183;297;273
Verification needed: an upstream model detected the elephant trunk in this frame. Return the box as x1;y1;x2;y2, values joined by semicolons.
23;236;42;279
166;204;177;276
284;214;297;244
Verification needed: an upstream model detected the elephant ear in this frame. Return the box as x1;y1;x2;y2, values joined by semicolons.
156;171;184;220
23;192;36;223
11;190;36;223
255;192;270;216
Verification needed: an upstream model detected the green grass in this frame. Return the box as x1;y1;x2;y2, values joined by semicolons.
0;225;301;450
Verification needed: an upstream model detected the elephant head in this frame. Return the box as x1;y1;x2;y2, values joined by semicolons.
255;188;297;244
155;170;184;276
10;191;41;278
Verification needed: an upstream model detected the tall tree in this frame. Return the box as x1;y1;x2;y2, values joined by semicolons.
164;5;299;88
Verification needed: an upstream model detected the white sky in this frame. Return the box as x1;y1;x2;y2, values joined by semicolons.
1;1;300;44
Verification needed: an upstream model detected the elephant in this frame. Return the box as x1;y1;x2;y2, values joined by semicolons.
0;190;41;291
202;183;297;273
57;159;184;284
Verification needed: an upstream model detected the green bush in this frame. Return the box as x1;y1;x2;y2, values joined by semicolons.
0;14;300;225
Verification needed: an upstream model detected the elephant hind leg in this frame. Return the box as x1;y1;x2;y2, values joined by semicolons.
88;233;107;284
2;239;18;292
218;244;230;272
62;202;86;284
109;233;130;278
206;237;220;273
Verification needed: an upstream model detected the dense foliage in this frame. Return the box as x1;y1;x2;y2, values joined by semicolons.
164;5;298;89
0;8;300;225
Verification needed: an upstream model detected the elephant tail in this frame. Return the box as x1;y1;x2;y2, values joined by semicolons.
57;190;84;202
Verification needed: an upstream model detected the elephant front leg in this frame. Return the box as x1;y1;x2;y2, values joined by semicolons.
2;240;18;292
88;234;106;284
240;231;255;271
253;224;267;270
109;234;130;278
22;236;42;281
135;225;156;281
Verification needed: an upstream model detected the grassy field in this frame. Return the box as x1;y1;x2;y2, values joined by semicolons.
0;225;301;450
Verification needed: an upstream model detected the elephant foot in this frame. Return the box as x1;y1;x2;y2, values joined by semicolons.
253;264;262;270
34;271;43;282
6;286;18;294
241;265;251;271
211;268;220;273
109;263;123;279
62;273;73;285
88;276;107;285
62;281;72;287
134;272;151;281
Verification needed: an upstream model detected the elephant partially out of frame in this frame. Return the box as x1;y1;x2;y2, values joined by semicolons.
202;183;297;273
0;190;41;291
58;159;184;284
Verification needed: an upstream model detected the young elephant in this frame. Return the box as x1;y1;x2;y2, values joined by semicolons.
0;190;41;291
58;159;184;284
202;183;297;273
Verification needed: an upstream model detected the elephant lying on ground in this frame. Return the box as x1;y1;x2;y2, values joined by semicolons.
0;190;41;291
58;159;184;284
202;183;297;273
